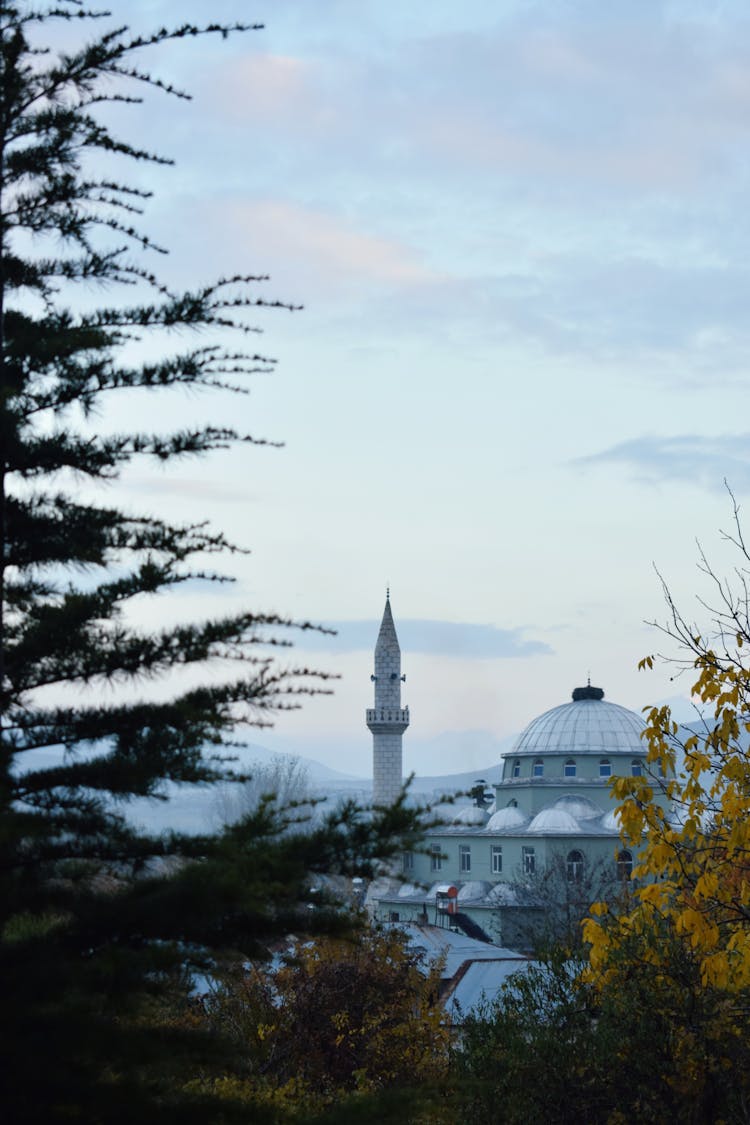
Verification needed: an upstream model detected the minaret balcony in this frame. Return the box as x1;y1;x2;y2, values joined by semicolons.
366;707;410;732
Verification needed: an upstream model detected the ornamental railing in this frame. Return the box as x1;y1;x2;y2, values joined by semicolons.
366;707;410;724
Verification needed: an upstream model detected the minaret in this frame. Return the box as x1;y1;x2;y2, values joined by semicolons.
367;591;409;805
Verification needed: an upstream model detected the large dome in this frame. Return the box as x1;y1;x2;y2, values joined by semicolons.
511;686;645;758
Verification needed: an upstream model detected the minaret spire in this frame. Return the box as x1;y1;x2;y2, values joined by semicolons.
366;593;409;805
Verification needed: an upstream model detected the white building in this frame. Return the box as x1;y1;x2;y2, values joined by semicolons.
368;603;671;945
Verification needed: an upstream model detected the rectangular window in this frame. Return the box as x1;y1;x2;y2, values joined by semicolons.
522;846;536;875
491;845;503;874
402;851;414;873
430;845;443;873
459;844;471;873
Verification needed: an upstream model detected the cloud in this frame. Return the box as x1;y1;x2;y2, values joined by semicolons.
291;618;553;658
576;434;750;491
199;11;750;195
176;198;442;298
123;474;257;504
242;200;436;285
216;54;315;122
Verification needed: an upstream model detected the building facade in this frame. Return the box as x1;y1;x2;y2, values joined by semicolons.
370;652;671;944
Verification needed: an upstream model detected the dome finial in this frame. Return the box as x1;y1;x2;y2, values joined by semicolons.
572;684;604;701
386;584;390;600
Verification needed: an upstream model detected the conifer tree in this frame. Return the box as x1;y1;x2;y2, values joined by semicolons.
0;5;419;1120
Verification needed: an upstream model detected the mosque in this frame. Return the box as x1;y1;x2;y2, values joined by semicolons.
366;595;671;944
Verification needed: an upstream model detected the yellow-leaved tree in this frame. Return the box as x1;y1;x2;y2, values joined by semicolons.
583;495;750;1117
186;926;451;1120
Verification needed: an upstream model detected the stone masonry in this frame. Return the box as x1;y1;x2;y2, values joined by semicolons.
367;594;409;805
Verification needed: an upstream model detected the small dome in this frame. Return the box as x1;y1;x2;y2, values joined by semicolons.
601;809;622;832
486;883;521;906
452;805;490;826
528;807;581;833
398;882;420;897
432;803;459;825
487;806;529;830
457;881;493;902
553;795;604;819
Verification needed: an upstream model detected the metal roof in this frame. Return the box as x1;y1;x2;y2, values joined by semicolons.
384;920;525;980
443;958;534;1019
512;696;645;757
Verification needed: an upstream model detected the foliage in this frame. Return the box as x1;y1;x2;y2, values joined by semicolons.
455;503;750;1124
190;926;451;1121
214;753;315;829
456;943;750;1125
581;497;750;1120
0;5;425;1121
455;952;613;1125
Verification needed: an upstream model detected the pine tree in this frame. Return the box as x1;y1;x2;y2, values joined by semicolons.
0;6;420;1120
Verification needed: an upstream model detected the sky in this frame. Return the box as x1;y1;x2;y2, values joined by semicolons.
47;0;750;776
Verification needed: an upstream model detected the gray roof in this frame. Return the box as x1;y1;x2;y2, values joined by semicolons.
375;595;400;654
382;921;532;1020
512;697;645;758
444;958;533;1019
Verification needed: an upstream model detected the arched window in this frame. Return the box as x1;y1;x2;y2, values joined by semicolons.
564;759;576;777
617;850;633;880
567;850;584;882
599;758;611;778
533;758;544;778
512;759;521;778
507;798;518;808
631;758;642;777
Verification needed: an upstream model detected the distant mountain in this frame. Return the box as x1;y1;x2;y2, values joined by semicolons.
227;742;362;784
404;765;505;795
257;728;515;781
406;729;515;777
126;749;512;835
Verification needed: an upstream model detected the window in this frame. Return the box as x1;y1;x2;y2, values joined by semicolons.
617;850;633;880
567;849;584;882
631;758;642;777
402;851;414;873
459;844;471;873
533;758;544;778
564;759;576;777
512;759;521;778
491;845;503;874
599;758;611;778
430;845;443;873
522;846;536;875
